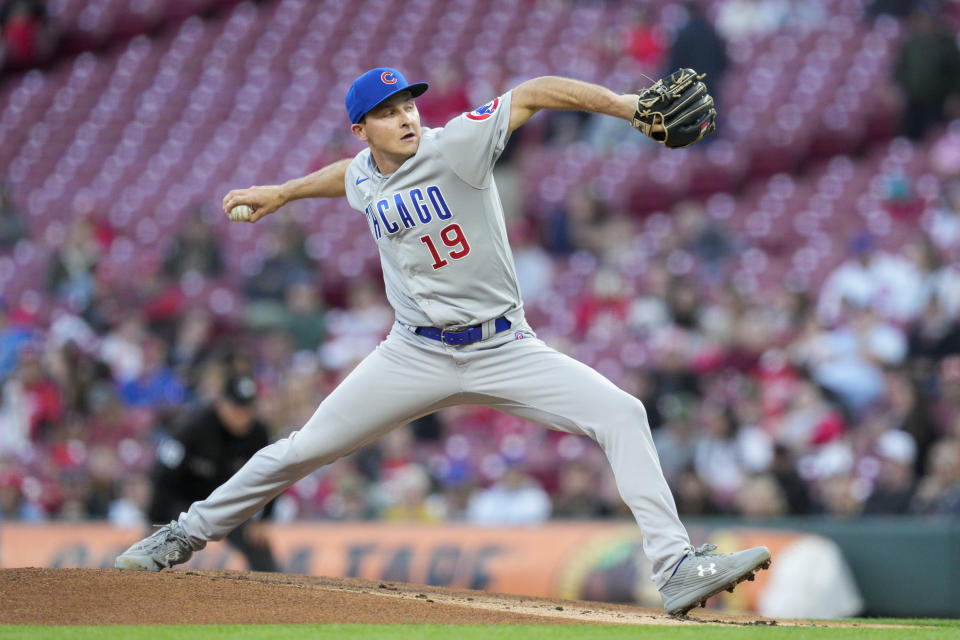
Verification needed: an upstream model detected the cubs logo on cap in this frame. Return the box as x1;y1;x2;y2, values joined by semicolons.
465;97;500;121
346;67;429;124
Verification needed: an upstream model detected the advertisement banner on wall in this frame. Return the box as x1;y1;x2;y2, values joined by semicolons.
0;521;860;617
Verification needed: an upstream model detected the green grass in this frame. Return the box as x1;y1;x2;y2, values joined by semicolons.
1;624;959;640
845;618;960;629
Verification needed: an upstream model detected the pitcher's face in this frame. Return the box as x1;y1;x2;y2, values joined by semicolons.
352;91;422;162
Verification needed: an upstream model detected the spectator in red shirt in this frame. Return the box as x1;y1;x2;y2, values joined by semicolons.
416;62;470;127
625;6;666;70
15;346;63;441
1;0;52;70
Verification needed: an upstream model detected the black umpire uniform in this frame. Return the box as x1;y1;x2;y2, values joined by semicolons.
149;376;279;571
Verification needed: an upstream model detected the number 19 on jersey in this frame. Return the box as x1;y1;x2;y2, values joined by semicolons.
419;223;471;270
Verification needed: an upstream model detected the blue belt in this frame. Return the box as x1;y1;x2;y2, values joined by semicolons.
416;317;512;346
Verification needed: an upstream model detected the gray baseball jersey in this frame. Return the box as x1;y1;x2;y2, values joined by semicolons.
344;92;522;330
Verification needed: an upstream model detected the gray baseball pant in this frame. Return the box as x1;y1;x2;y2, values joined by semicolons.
179;324;692;588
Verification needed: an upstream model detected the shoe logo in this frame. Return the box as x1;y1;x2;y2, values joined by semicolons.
356;176;369;185
697;563;717;577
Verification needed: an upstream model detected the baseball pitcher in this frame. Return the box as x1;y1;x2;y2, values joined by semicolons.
116;67;768;616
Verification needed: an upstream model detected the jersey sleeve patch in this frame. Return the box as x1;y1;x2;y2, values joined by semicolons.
465;97;501;121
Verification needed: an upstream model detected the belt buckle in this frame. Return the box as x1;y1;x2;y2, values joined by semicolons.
440;325;469;346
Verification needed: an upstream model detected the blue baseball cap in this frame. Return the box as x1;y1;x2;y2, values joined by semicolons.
345;67;429;124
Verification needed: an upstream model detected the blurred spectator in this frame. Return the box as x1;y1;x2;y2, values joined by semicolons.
664;277;701;331
243;220;315;303
408;412;443;443
881;170;925;221
628;266;672;335
922;177;960;252
648;332;701;399
863;429;917;514
910;438;960;515
880;370;938;477
138;270;186;337
693;401;773;505
0;469;44;521
541;184;608;255
552;462;613;518
770;377;845;452
0;181;26;248
14;346;63;442
769;444;813;514
282;278;326;352
0;370;31;456
817;232;925;324
893;7;960;140
668;2;728;94
467;467;551;524
262;351;324;437
909;238;960;322
108;473;150;528
624;371;664;432
674;201;736;269
574;268;630;338
285;459;375;521
673;466;724;515
46;219;101;311
932;356;960;437
118;337;186;409
83;443;120;518
653;399;698;483
0;303;41;381
0;0;53;71
814;471;864;517
716;0;787;40
169;308;216;392
930;123;960;177
99;314;147;383
796;307;905;413
735;473;788;518
163;213;223;279
510;218;555;304
908;295;960;360
320;279;393;371
370;426;417;481
251;330;296;397
377;463;438;522
435;482;474;521
47;339;113;417
150;375;278;571
624;6;666;71
416;61;470;127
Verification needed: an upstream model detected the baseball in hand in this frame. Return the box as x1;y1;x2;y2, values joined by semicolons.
229;205;254;222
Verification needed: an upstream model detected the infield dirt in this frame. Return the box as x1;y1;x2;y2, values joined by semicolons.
0;568;885;628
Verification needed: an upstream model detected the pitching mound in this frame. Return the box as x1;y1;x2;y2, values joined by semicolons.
0;568;883;628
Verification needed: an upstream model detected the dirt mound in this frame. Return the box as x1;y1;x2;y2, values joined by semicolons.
2;567;787;626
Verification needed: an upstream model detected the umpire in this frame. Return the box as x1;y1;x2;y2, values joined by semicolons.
149;375;279;571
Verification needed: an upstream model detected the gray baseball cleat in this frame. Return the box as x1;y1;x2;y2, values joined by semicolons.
114;521;194;571
660;544;771;616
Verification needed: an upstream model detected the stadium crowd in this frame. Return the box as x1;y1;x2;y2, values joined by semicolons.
1;0;960;528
